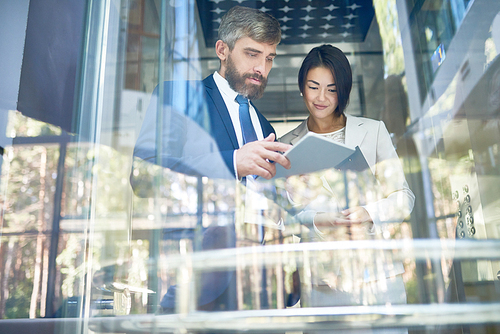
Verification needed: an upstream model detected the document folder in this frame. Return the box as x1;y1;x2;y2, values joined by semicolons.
275;132;357;178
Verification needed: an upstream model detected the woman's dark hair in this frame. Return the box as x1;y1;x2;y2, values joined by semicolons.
298;44;352;115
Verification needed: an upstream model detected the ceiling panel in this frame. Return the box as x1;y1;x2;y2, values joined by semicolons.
196;0;375;47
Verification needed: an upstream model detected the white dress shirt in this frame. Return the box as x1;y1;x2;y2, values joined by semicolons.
213;72;280;234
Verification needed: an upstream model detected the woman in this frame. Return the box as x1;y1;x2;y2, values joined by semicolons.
280;45;414;332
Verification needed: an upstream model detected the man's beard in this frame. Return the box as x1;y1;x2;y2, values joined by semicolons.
225;55;267;100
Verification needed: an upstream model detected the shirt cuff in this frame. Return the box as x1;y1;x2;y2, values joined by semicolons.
233;150;241;180
362;204;378;235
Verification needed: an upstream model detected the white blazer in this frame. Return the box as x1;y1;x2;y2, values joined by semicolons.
279;114;415;228
280;114;415;281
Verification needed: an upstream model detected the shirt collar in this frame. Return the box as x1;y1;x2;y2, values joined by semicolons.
213;71;239;102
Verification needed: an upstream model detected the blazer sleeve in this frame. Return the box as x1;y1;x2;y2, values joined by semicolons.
363;121;415;227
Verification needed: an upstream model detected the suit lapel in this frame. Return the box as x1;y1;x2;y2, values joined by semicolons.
203;75;239;149
253;103;275;138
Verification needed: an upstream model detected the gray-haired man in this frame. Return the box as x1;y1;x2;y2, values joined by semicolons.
206;6;291;179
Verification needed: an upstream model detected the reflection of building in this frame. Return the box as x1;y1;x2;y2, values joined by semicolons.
399;0;500;306
1;0;500;332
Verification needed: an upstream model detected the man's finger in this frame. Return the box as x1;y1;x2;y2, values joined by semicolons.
341;209;351;216
253;161;276;179
263;133;276;142
270;152;291;169
262;140;292;153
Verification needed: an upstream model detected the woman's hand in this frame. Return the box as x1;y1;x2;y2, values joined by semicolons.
313;207;374;235
313;212;349;228
341;207;372;224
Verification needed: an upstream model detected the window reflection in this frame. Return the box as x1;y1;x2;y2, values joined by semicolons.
0;0;500;333
125;0;161;92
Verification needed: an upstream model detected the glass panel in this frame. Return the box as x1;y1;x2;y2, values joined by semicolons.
143;0;160;35
1;0;500;333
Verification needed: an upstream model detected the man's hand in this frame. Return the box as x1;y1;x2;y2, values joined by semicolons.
235;134;292;179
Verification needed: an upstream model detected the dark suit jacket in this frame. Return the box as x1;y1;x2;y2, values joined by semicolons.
133;75;276;310
203;74;276;172
132;74;276;179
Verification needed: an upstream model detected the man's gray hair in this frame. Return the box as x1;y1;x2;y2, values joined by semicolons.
218;6;281;49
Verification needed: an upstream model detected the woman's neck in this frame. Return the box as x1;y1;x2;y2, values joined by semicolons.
307;114;346;133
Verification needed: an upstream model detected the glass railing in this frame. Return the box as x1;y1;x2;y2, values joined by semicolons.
77;239;500;333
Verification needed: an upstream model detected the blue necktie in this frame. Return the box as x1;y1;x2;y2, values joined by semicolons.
235;94;258;144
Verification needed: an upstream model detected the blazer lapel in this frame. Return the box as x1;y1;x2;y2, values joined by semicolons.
344;114;379;172
203;75;239;149
344;114;367;149
290;120;308;145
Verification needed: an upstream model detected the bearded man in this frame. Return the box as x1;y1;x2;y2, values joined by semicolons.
201;5;292;179
133;6;291;181
132;6;292;312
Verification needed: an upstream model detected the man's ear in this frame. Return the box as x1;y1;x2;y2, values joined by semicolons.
215;40;228;61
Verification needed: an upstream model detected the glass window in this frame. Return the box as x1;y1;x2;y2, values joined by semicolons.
1;0;500;332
